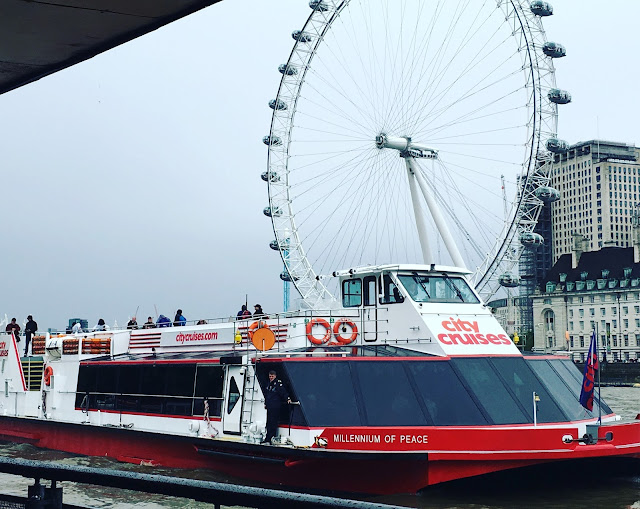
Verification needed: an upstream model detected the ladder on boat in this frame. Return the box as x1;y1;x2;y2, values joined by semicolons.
241;363;260;436
20;357;44;391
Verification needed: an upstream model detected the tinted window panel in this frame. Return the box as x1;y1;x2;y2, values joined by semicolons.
527;359;592;421
407;361;487;425
284;362;361;426
453;358;528;424
490;357;566;423
118;366;141;395
550;359;612;415
140;365;166;395
165;365;196;397
353;362;427;426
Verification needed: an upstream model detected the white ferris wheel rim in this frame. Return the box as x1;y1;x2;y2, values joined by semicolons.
265;0;559;307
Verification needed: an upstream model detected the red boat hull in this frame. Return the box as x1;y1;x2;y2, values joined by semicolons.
0;416;638;494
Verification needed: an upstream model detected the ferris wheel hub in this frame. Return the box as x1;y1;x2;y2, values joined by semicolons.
376;134;438;159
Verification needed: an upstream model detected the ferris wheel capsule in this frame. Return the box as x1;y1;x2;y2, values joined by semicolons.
543;42;566;58
278;64;298;76
309;0;329;11
499;274;520;288
535;186;560;203
269;99;288;111
261;171;280;183
520;232;544;247
280;271;298;282
530;1;553;16
546;138;569;154
292;30;313;43
262;135;282;146
548;88;572;104
263;206;282;218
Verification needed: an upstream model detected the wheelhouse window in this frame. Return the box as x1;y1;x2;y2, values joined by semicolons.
342;278;362;307
380;274;404;304
398;273;479;303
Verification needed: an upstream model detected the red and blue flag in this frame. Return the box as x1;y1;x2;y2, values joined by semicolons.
579;331;599;411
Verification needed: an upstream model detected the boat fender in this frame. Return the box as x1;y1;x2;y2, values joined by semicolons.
333;319;358;344
43;365;53;387
248;321;269;339
306;318;332;345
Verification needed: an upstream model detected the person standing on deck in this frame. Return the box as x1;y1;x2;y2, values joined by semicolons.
174;309;186;326
24;315;37;357
5;318;20;343
143;316;155;329
127;317;138;329
253;304;269;319
262;370;290;444
237;305;251;320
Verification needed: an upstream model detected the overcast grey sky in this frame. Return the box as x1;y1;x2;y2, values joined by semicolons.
0;0;637;331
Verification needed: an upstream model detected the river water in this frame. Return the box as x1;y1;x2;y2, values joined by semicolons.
0;387;637;508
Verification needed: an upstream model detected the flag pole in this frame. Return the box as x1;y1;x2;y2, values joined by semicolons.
596;325;602;424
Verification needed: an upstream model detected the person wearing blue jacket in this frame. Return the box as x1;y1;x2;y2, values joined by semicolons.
156;315;171;328
174;309;187;326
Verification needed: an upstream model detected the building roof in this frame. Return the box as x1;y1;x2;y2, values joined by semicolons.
0;0;221;96
542;247;640;286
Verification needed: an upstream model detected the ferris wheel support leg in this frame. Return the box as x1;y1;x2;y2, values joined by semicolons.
406;157;467;270
405;159;433;265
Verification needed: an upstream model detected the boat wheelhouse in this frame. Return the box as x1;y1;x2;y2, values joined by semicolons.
0;264;638;494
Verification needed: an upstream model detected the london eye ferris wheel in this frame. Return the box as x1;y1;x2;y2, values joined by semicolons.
263;0;569;308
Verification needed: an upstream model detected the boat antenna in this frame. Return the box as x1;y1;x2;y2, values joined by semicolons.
134;305;139;319
154;304;159;319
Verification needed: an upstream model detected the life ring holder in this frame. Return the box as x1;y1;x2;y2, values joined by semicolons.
306;318;332;345
333;319;358;344
248;321;269;340
43;365;53;387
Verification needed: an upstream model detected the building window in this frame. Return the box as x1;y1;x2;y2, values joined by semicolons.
569;321;573;330
579;309;584;317
624;319;629;328
623;306;629;314
624;334;629;347
613;319;617;328
544;298;552;305
579;336;585;348
636;334;640;347
600;308;606;316
589;308;595;316
613;335;618;347
611;307;617;315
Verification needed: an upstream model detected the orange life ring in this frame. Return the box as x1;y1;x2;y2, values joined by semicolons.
306;318;332;345
43;365;53;386
248;321;269;339
333;319;358;344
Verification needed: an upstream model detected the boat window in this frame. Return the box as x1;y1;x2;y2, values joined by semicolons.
227;376;240;414
407;361;488;425
342;278;362;307
526;359;593;421
397;273;479;303
284;361;362;426
489;357;566;423
193;365;224;417
452;358;529;424
353;362;427;426
549;359;612;415
363;276;376;306
380;274;404;304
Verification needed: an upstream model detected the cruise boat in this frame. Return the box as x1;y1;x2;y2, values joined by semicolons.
0;263;638;494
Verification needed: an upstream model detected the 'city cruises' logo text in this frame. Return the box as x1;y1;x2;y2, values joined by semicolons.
437;318;511;346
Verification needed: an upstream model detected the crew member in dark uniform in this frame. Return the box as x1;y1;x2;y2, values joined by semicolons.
24;315;37;357
262;370;290;444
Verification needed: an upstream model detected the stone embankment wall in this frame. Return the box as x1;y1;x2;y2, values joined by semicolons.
575;362;640;385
